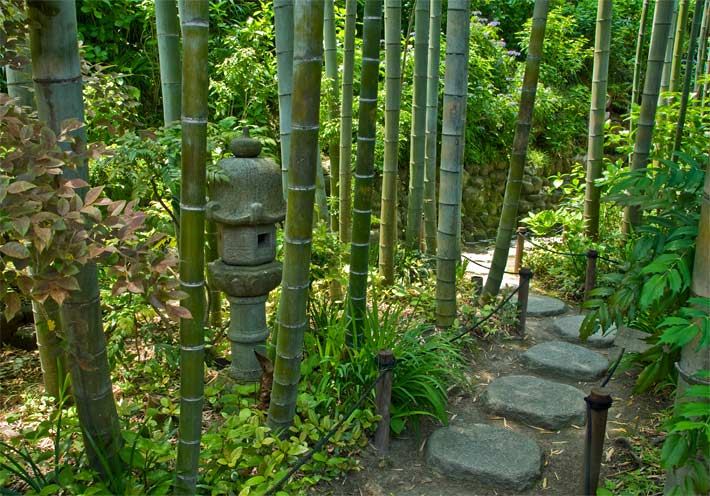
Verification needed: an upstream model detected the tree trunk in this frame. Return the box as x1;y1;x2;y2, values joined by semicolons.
27;0;123;479
435;0;471;328
155;0;181;125
625;0;676;231
669;0;690;94
339;0;357;243
405;0;430;249
275;0;294;199
267;0;324;431
378;0;403;285
632;0;652;109
483;0;550;298
423;0;442;255
664;166;710;493
324;0;340;232
174;0;208;492
583;0;613;240
347;0;383;340
673;0;705;152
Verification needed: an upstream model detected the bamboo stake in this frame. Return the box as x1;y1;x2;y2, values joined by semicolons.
583;0;613;240
174;0;208;491
483;0;550;298
347;0;383;339
405;0;430;249
267;0;324;431
423;0;442;255
435;0;471;328
378;0;403;285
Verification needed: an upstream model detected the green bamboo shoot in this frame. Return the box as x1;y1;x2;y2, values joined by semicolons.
583;0;613;240
347;0;383;336
405;0;430;249
626;0;676;230
673;0;705;152
423;0;442;255
435;0;471;328
275;0;294;199
324;0;340;231
174;0;208;492
339;0;357;242
155;0;182;125
27;0;122;477
483;0;550;297
378;0;403;285
267;0;324;431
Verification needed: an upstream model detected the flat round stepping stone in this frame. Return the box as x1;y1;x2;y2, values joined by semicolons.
515;292;567;317
427;424;542;492
482;375;586;429
521;341;609;381
549;315;617;348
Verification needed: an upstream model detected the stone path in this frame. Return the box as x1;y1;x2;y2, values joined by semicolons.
424;286;625;493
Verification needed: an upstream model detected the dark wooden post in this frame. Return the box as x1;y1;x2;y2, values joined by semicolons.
374;350;395;452
471;275;483;299
584;249;598;301
517;268;532;336
514;227;527;273
582;388;613;495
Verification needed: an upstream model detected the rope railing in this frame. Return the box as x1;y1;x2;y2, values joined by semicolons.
460;253;519;275
521;231;622;266
449;285;522;343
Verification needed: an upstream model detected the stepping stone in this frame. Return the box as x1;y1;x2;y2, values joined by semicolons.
549;315;617;348
521;341;609;381
427;424;543;492
482;375;586;429
515;292;567;317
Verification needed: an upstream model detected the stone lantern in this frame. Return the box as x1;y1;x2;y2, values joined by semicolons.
207;128;285;382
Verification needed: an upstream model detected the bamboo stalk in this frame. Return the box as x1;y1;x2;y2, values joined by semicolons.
5;64;34;108
27;0;123;478
660;1;679;102
435;0;471;328
631;0;651;109
405;0;430;249
669;0;690;94
483;0;550;298
583;0;613;240
174;1;208;492
378;0;403;286
625;0;676;231
693;0;709;95
673;0;705;152
205;219;221;328
347;0;383;338
339;0;357;242
155;0;182;125
324;0;340;231
267;0;324;431
275;0;294;199
423;0;442;255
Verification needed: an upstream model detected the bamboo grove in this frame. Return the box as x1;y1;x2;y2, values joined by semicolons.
2;0;709;492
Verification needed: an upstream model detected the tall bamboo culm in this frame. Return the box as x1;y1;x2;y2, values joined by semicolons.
664;165;709;493
660;1;679;102
174;1;208;492
631;0;651;109
267;0;324;431
435;0;471;328
155;0;182;125
275;0;294;199
378;0;403;285
583;0;613;240
324;0;340;231
673;0;705;152
483;0;550;297
347;0;383;338
625;0;676;231
5;64;34;108
27;0;123;477
669;0;690;94
423;0;442;255
339;0;357;242
405;0;430;249
693;0;709;95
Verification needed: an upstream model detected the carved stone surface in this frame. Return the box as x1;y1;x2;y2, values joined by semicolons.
208;260;282;298
220;224;276;266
